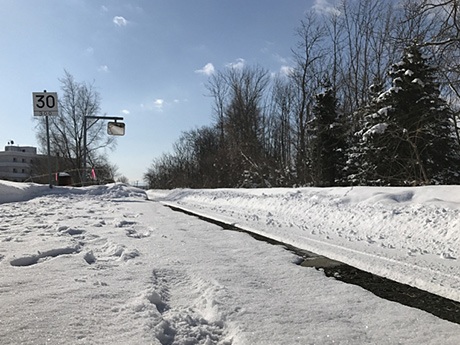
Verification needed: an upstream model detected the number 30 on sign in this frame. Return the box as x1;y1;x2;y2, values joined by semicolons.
33;92;59;116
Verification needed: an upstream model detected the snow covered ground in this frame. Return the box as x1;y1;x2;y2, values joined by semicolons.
152;186;460;303
0;180;459;344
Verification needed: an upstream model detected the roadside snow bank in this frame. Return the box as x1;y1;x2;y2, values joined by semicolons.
0;180;50;203
148;186;460;302
0;180;147;204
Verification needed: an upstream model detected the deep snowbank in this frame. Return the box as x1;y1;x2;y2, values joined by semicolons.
0;180;147;203
148;186;460;302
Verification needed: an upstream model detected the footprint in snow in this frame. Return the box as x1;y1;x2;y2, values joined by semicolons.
86;242;140;265
125;228;151;239
440;252;457;260
56;225;85;236
146;269;231;345
10;245;81;267
114;219;137;228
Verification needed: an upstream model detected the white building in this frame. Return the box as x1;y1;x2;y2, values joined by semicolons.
0;145;37;182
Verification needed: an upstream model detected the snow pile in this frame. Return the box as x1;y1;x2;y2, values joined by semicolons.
0;180;50;203
0;181;147;204
85;183;148;199
149;186;460;302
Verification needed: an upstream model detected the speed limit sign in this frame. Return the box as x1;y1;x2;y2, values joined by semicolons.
33;92;59;116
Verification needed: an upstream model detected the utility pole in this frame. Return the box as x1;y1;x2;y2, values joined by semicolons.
82;116;124;185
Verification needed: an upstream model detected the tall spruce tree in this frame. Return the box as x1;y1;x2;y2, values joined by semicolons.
349;45;460;185
345;81;390;185
309;82;347;186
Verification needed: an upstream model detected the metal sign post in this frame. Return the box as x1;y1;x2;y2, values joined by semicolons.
33;90;59;188
82;116;124;185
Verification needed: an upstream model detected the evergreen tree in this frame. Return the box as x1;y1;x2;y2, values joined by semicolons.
349;45;460;185
309;82;347;186
346;81;396;185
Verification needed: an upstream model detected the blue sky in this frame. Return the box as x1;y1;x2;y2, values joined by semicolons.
0;0;329;184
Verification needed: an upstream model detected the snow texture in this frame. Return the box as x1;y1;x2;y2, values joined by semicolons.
362;123;388;141
1;180;459;344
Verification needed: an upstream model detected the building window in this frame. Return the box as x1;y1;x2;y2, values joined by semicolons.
13;168;17;173
13;158;16;162
22;158;25;163
22;169;25;173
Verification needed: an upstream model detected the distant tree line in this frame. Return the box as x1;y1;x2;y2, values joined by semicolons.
145;0;460;189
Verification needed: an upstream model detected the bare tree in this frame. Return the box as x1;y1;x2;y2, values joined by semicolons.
225;65;269;158
206;72;229;144
290;12;327;184
334;0;399;116
35;71;115;183
409;0;460;48
265;76;296;172
412;0;460;147
117;175;129;184
205;65;270;186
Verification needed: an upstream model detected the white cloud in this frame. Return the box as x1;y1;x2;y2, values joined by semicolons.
98;65;109;73
226;58;245;70
280;65;293;76
113;16;128;27
101;5;108;12
154;99;164;111
121;109;130;115
313;0;340;16
195;63;215;76
141;98;184;112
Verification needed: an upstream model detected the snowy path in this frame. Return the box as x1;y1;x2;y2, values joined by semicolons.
0;184;459;344
149;187;460;303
